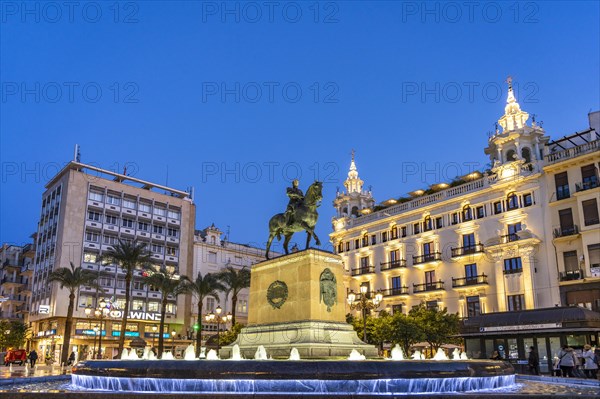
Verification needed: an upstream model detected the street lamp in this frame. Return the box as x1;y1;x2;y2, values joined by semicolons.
152;325;158;349
84;298;112;359
347;286;383;342
205;306;232;352
171;330;177;354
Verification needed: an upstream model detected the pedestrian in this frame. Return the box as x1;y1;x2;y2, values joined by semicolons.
558;345;577;377
527;346;540;375
68;351;76;366
490;350;502;360
28;349;38;368
581;345;598;379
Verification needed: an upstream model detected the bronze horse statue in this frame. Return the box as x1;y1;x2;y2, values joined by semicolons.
265;181;323;259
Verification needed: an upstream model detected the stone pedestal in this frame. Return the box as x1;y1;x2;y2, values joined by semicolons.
221;249;377;359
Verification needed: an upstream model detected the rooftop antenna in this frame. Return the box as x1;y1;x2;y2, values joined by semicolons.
225;225;230;242
74;144;81;162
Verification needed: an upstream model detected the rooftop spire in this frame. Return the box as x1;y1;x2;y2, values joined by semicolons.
344;150;363;193
498;75;529;132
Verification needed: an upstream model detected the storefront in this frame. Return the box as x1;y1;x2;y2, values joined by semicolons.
461;306;600;374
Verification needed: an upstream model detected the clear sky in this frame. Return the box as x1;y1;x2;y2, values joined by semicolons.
1;1;599;252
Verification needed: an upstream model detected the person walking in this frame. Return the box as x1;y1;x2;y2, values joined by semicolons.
67;351;76;366
28;349;38;367
581;345;598;379
558;345;577;377
528;346;540;375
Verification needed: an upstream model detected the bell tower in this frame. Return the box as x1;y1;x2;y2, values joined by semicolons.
333;151;375;218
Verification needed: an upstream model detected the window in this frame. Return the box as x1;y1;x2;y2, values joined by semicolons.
167;228;179;237
153;225;164;234
99;277;113;287
465;263;478;281
425;270;435;285
89;191;103;201
382;232;388;243
87;211;101;221
391;276;402;290
451;212;459;225
588;244;600;269
234;256;243;264
337;243;343;253
122;218;134;228
392;304;403;314
371;235;376;245
85;232;99;242
208;251;217;263
413;223;421;234
555;172;570;200
493;201;502;215
424;216;432;231
558;208;574;233
506;193;519;210
153;206;166;216
503;257;523;274
507;223;521;241
401;226;407;237
116;279;125;289
206;297;215;312
563;251;579;272
345;242;350;252
435;217;443;229
138;222;149;231
148;302;159;312
580;164;598;189
103;235;118;245
106;195;120;206
521;147;531;163
132;300;144;311
123;199;136;209
462;205;472;221
582;199;599;226
78;296;94;308
236;300;248;313
168;210;180;220
105;215;118;225
166;247;177;256
476;206;485;219
423;242;432;255
360;256;369;268
426;300;438;310
354;239;360;249
390;249;400;262
466;296;481;317
463;233;476;249
523;193;533;207
139;202;151;213
362;235;368;247
83;252;97;263
507;294;525;311
166;303;176;314
391;226;398;239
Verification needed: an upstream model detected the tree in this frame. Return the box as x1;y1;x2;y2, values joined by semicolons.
0;320;30;351
216;266;250;325
143;267;187;358
409;305;460;351
389;312;425;356
48;262;98;365
216;322;243;347
181;272;225;356
100;239;152;357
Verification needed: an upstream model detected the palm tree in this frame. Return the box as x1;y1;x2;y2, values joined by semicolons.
99;239;152;357
143;267;187;358
48;262;98;365
216;266;250;326
181;272;225;356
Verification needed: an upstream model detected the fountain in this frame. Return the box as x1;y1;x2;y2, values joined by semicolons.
127;350;140;360
206;349;219;360
347;349;366;360
120;349;129;360
390;344;404;360
254;345;267;360
161;352;174;360
183;345;196;360
230;344;242;360
453;348;461;360
412;349;425;360
460;352;469;360
288;348;300;360
433;348;448;361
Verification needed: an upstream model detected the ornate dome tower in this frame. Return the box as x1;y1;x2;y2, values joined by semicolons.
333;151;375;218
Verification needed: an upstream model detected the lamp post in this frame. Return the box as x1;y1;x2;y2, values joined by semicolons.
347;286;383;343
92;325;99;359
204;306;232;352
85;298;112;359
152;325;158;350
171;330;177;354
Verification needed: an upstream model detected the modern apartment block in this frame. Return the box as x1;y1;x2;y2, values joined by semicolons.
0;242;35;324
29;158;195;359
192;225;269;337
330;84;600;319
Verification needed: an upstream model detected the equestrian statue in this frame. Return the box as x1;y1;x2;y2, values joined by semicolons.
265;179;322;259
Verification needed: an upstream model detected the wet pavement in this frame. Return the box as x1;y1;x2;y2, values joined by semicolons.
0;364;70;385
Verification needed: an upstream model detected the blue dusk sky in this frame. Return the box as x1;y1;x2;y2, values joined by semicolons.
1;1;599;252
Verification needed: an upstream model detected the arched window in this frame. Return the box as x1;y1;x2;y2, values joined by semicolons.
506;149;516;162
424;216;432;231
462;205;472;221
507;192;519;210
342;207;348;215
351;206;359;217
521;147;531;163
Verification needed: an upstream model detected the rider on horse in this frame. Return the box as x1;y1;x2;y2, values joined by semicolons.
285;179;304;225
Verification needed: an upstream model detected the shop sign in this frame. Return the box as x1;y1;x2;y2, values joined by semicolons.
111;331;140;337
480;322;562;332
108;310;161;321
144;332;170;338
75;329;106;336
38;305;50;314
36;329;57;337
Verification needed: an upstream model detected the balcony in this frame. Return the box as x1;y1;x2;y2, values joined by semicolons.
559;269;584;282
351;265;375;276
380;260;407;271
452;274;488;288
576;180;599;192
413;281;444;293
503;267;523;275
545;139;599;165
501;233;520;243
412;252;442;266
381;286;409;297
450;244;484;258
553;225;579;238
